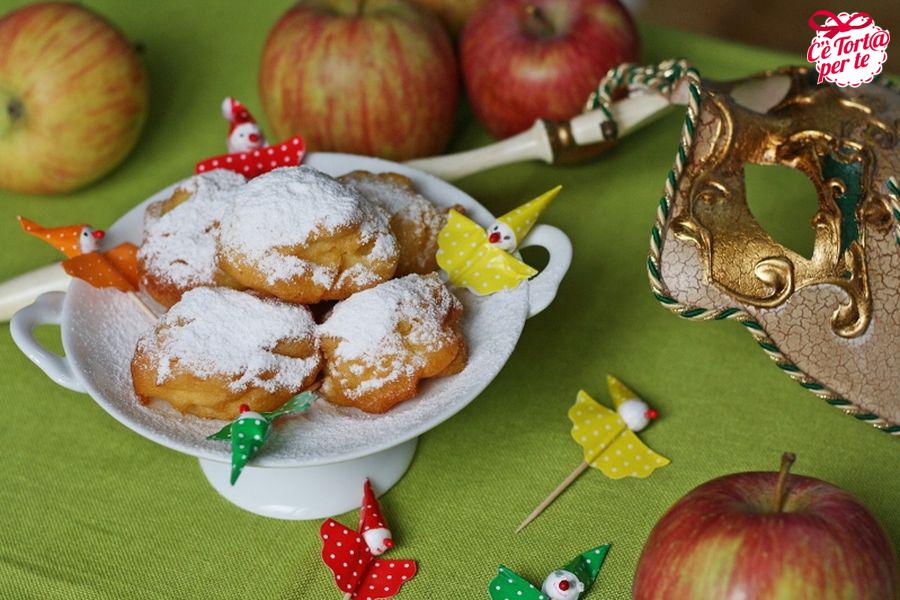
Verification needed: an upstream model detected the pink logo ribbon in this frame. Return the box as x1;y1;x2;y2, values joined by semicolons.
808;10;873;39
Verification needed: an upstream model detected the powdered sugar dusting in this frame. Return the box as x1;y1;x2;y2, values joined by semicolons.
177;168;245;196
343;174;445;238
218;166;397;285
60;153;540;466
341;172;447;274
319;275;459;397
137;287;319;393
357;201;398;263
138;170;245;286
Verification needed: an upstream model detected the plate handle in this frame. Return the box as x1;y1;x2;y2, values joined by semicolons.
519;225;573;319
10;291;84;392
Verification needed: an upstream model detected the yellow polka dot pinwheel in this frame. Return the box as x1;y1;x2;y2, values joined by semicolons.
517;376;670;533
570;388;669;479
436;186;561;295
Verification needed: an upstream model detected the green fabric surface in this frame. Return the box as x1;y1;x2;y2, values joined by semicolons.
0;2;897;598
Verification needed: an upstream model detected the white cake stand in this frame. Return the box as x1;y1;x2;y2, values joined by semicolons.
10;153;572;519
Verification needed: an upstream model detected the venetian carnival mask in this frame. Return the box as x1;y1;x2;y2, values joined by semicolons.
647;65;899;433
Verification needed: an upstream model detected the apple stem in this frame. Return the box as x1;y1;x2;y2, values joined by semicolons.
355;0;366;18
772;452;796;513
524;5;555;38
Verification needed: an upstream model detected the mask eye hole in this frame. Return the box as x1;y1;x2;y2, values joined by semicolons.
744;163;818;259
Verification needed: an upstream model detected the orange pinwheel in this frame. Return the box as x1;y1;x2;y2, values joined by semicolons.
62;242;140;292
18;216;106;258
19;216;139;292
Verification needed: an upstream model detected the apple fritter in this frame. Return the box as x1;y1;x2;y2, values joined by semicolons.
338;170;452;276
131;287;322;420
138;170;246;307
218;167;399;304
318;274;467;413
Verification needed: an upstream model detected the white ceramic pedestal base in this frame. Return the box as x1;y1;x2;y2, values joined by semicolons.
198;438;417;520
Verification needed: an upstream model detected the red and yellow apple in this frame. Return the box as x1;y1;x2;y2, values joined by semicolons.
461;0;639;138
633;454;898;599
259;0;459;162
411;0;487;35
0;2;148;195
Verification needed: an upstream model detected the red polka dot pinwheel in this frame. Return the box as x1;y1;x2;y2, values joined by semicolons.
194;97;306;179
320;479;417;600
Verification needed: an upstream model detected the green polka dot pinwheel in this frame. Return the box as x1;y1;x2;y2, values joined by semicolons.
489;544;611;600
206;391;317;485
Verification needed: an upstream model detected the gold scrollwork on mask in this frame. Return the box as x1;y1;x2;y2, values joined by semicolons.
671;69;891;338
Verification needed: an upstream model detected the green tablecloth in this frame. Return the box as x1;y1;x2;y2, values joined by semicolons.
0;2;897;598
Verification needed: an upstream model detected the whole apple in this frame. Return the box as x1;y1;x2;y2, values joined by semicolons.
0;2;148;195
461;0;638;138
411;0;487;35
259;0;459;162
633;454;898;599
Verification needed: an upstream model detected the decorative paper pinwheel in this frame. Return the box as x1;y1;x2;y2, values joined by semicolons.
194;96;306;178
207;391;317;485
18;217;106;258
18;216;151;317
436;186;560;295
320;479;417;600
489;544;611;600
517;376;669;532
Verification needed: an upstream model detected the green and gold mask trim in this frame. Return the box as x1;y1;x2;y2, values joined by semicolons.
593;60;900;434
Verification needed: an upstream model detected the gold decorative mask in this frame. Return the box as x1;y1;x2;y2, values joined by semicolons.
649;65;899;433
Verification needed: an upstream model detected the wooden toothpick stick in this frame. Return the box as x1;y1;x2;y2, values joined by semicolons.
127;291;158;321
516;460;591;534
516;427;628;534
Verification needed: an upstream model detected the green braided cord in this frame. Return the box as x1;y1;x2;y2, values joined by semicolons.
713;307;740;319
887;177;900;246
827;398;852;406
585;60;689;140
588;60;897;434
